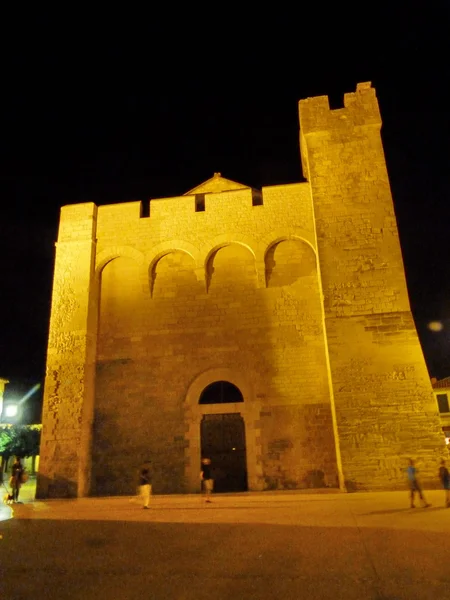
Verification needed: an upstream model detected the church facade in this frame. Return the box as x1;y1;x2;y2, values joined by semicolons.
37;83;448;498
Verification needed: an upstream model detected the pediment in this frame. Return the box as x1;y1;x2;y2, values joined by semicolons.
184;172;250;195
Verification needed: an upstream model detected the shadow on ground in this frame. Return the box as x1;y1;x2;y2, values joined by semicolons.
362;506;449;516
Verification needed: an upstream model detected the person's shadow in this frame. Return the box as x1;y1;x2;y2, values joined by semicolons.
361;506;447;515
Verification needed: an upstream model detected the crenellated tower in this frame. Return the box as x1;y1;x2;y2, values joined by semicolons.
299;82;447;489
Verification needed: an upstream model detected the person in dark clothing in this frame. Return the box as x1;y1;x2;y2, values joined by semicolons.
10;457;24;502
406;458;430;508
138;463;152;509
439;459;450;507
200;457;213;503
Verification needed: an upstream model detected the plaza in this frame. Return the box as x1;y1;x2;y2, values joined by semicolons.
1;481;449;599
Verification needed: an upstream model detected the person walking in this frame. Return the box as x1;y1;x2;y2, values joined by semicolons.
200;457;213;503
10;456;24;503
138;462;152;509
407;458;430;508
438;459;450;507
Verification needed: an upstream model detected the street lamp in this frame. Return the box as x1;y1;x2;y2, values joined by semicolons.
3;402;19;422
0;384;41;424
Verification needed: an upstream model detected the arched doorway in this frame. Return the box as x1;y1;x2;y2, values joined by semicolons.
199;381;248;492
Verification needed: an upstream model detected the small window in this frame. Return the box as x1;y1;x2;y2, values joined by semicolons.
199;381;243;404
437;393;450;413
195;194;205;212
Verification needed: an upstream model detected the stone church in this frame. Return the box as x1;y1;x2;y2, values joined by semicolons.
37;82;448;498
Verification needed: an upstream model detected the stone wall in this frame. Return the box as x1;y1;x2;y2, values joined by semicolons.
39;181;338;497
299;82;448;489
37;204;98;498
37;82;447;498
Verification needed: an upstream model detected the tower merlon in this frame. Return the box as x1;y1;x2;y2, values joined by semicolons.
58;202;98;243
299;82;382;136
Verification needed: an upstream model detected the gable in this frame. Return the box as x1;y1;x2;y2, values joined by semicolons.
184;172;250;195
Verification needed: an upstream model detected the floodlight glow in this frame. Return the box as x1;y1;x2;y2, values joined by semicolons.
5;405;18;418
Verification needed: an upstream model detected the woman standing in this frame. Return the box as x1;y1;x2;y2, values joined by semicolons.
10;456;24;502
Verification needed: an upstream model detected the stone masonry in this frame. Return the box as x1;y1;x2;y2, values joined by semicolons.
36;83;448;498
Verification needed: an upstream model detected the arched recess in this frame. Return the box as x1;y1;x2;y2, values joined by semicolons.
261;230;317;259
201;234;258;269
204;243;258;293
97;255;148;342
95;248;148;340
149;250;199;298
184;367;263;492
264;237;318;288
95;246;146;278
147;241;201;270
146;241;203;294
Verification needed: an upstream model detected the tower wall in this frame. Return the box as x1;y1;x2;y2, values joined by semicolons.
299;82;447;489
36;203;98;498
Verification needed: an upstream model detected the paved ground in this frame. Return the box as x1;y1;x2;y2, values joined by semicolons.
1;480;450;599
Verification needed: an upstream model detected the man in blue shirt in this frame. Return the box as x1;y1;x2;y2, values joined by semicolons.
407;458;430;508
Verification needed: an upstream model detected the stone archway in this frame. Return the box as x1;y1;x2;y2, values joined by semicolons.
184;368;263;493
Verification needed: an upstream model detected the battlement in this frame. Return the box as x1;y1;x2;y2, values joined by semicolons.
148;188;258;219
153;181;310;218
299;82;381;136
69;181;313;242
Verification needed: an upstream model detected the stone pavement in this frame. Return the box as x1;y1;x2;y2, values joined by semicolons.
1;483;450;599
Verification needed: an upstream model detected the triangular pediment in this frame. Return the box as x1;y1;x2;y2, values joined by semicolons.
184;172;250;195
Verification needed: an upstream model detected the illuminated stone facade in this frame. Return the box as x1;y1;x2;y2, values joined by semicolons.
37;83;448;498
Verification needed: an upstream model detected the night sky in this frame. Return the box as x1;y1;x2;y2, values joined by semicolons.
1;8;449;421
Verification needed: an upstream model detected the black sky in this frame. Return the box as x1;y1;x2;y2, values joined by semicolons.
1;7;450;420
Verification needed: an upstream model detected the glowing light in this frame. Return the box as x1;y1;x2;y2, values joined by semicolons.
428;321;443;332
5;405;18;418
1;384;41;423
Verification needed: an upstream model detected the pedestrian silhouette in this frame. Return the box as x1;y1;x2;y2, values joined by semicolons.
200;457;213;503
438;459;450;507
406;458;430;508
138;462;152;509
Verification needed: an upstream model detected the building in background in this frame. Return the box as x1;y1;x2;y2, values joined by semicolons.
432;377;450;444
